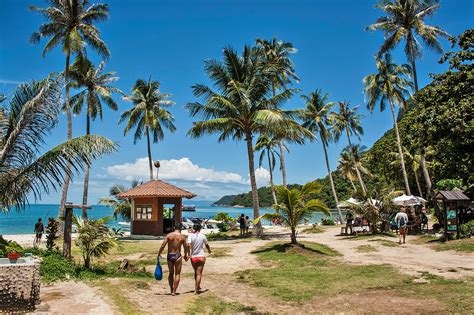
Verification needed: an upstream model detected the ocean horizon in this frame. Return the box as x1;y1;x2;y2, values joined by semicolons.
0;203;334;235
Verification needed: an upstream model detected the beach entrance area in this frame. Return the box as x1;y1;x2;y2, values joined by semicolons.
117;180;196;236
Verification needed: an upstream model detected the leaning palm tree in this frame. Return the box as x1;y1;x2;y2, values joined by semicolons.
338;149;358;191
299;90;344;221
367;0;450;196
329;101;367;193
254;135;281;205
0;76;117;212
363;53;413;195
98;180;141;220
256;37;299;188
69;56;122;217
30;0;110;217
186;46;306;236
120;78;176;181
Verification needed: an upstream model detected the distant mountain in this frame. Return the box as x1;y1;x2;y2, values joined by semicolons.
211;195;236;206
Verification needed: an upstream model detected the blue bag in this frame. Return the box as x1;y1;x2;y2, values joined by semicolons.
154;257;163;280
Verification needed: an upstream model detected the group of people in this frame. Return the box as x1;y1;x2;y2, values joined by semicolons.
238;214;252;237
157;223;212;296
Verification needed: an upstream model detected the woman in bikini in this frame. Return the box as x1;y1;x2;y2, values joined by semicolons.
187;224;212;294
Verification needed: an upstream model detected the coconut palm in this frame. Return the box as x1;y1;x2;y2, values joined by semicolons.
329;101;367;193
186;46;306;236
344;144;371;184
120;78;176;181
260;182;329;244
338;149;358;191
0;76;117;212
299;90;344;220
69;56;122;217
254;135;281;205
256;37;299;188
364;53;413;195
367;0;450;196
98;180;141;220
30;0;110;217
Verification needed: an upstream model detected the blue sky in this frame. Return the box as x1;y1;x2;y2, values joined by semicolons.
1;0;472;203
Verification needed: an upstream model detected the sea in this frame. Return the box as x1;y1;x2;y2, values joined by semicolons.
0;202;334;235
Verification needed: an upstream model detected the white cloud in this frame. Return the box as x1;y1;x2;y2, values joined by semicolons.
106;157;244;183
250;167;270;187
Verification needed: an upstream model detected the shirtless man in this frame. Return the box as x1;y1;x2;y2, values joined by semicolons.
157;223;188;295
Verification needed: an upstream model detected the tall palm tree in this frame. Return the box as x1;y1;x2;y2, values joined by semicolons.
69;56;122;218
256;37;299;188
329;101;367;193
363;53;413;195
30;0;110;217
120;78;176;181
254;135;281;205
299;90;344;220
186;46;305;236
338;149;358;191
0;76;117;212
367;0;450;196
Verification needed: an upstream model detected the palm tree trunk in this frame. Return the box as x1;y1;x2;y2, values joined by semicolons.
345;130;367;194
414;169;423;198
146;126;153;181
322;141;343;222
349;178;356;191
389;100;411;195
59;52;72;218
279;141;287;188
81;113;91;219
290;227;297;244
267;149;277;205
246;133;262;236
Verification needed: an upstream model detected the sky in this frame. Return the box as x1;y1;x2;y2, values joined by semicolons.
0;0;472;204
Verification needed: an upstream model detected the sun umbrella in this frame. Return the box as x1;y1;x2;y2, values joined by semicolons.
337;197;361;207
392;194;424;206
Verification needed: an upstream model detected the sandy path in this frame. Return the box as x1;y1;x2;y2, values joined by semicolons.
296;226;474;279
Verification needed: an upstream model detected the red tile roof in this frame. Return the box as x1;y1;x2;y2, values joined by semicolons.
117;180;196;199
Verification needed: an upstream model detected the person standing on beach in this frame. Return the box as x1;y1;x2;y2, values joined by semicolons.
187;224;212;294
157;223;188;296
33;218;44;247
395;207;409;244
245;216;251;235
239;214;245;237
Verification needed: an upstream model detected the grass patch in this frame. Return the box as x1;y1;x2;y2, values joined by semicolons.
185;293;258;315
432;238;474;253
341;232;396;240
93;279;149;315
302;225;325;234
370;239;399;247
410;235;439;245
356;245;378;253
211;247;231;258
239;242;474;313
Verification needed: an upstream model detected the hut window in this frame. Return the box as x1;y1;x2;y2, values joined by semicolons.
136;205;153;220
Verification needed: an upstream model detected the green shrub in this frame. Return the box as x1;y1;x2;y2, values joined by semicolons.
0;236;23;257
460;220;474;238
214;212;233;222
435;179;464;190
216;222;229;232
321;218;335;226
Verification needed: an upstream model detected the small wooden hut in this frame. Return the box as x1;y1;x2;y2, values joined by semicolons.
434;190;470;239
118;180;196;236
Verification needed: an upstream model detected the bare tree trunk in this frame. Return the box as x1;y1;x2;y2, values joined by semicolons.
267;148;277;205
82;113;91;219
246;133;262;236
279;141;287;188
420;154;433;196
146;126;153;181
349;178;356;191
322;141;343;222
389;100;411;195
345;130;367;194
59;52;72;218
414;169;424;198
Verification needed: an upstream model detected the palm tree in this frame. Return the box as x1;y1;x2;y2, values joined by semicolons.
363;53;413;195
0;76;117;212
261;182;329;244
69;56;122;218
256;37;299;188
299;90;344;221
329;101;367;193
120;78;176;181
186;46;305;236
367;0;450;196
30;0;110;217
344;144;371;186
254;135;281;205
98;180;141;220
338;149;358;191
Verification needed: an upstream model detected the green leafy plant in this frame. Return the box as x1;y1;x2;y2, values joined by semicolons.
435;179;464;191
45;217;59;251
214;212;233;222
321;218;335;226
0;236;23;257
216;222;230;232
460;220;474;238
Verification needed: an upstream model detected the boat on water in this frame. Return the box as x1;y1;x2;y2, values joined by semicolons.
182;205;196;212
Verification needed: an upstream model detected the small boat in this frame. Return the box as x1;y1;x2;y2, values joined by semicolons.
182;205;196;212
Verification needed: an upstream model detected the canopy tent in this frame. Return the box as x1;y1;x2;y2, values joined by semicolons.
338;197;380;207
392;194;427;206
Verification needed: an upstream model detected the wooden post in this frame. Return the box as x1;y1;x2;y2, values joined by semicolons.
63;205;73;259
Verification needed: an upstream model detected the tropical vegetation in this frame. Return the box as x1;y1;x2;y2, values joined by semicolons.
99;181;141;220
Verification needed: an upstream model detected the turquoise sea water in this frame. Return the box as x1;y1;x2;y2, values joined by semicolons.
0;203;333;235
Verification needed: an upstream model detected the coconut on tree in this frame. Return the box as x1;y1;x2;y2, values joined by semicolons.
256;37;299;188
69;56;122;218
367;0;450;196
298;90;344;221
186;46;307;236
30;0;111;217
363;53;413;195
120;78;176;181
